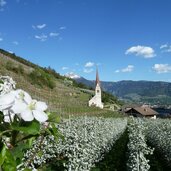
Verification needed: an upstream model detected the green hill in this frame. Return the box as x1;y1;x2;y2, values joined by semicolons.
0;49;121;117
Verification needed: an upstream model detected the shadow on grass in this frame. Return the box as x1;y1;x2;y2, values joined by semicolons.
147;143;171;171
91;129;128;171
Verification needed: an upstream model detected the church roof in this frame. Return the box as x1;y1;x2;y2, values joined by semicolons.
96;68;100;85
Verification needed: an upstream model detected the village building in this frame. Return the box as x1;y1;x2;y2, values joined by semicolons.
125;106;158;119
89;68;103;109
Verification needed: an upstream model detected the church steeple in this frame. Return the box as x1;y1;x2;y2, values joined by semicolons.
96;67;100;86
88;67;103;109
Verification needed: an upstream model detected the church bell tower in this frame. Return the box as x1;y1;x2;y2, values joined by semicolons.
88;68;103;109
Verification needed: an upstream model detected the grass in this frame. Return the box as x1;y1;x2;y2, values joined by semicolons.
91;129;128;171
147;143;171;171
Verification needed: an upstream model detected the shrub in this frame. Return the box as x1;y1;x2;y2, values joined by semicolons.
17;64;24;74
5;61;14;71
5;61;25;74
28;68;55;89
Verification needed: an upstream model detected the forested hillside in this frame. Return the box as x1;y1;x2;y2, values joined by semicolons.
75;77;171;105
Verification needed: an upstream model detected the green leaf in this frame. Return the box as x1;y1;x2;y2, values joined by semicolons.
0;144;6;166
28;137;35;148
12;120;40;135
0;122;10;133
0;145;16;171
48;112;60;123
23;169;32;171
0;111;3;122
11;142;30;165
47;123;63;141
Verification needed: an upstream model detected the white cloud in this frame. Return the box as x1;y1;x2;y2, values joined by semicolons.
115;65;134;73
0;37;3;41
85;62;94;67
59;26;66;30
62;67;69;70
49;32;59;37
12;41;19;45
32;24;46;29
115;70;120;73
152;64;171;73
0;0;6;7
83;68;94;73
35;34;47;41
122;65;134;72
32;25;36;29
8;51;13;54
65;72;80;79
160;44;171;53
125;45;155;58
165;46;171;52
0;0;6;11
37;24;46;29
160;44;168;49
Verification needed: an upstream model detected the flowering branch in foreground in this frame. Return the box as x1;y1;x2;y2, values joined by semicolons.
0;76;48;123
0;76;59;171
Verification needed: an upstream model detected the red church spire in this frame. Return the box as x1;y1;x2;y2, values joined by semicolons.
96;67;100;85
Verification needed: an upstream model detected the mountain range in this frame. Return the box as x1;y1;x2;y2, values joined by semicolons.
73;76;171;105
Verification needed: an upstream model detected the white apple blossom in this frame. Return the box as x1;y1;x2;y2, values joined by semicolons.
19;99;48;122
3;110;15;123
0;90;17;122
0;91;16;111
11;90;48;122
0;76;48;123
0;76;16;95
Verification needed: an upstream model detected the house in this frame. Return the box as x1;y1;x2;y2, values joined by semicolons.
89;68;103;109
125;107;158;119
122;104;141;112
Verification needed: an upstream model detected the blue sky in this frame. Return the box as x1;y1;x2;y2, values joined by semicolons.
0;0;171;82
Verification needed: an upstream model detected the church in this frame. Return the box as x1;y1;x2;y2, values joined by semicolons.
88;68;103;109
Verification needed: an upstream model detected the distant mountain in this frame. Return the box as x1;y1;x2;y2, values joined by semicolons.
74;77;171;105
75;77;95;88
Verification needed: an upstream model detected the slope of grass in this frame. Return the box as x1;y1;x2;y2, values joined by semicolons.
0;51;123;117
